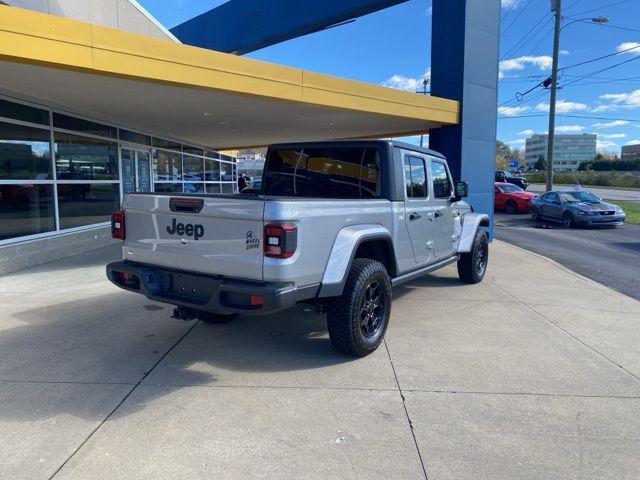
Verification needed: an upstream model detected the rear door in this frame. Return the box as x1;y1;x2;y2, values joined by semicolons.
429;160;456;258
403;153;434;264
123;194;265;281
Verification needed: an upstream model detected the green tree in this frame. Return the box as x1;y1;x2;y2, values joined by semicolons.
534;155;546;171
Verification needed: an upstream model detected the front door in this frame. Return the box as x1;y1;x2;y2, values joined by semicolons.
430;160;456;258
121;147;152;195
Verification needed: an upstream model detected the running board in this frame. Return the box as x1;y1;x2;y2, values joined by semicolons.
391;255;459;287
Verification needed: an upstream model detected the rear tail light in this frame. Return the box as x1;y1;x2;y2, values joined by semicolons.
264;223;297;258
111;211;126;239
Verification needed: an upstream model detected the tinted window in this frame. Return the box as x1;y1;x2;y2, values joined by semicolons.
183;155;204;181
119;129;151;145
54;132;118;180
152;137;181;151
205;183;221;194
0;122;52;180
262;147;381;198
205;159;221;181
0;99;49;125
183;146;204;156
431;161;451;198
57;183;120;229
404;156;427;198
153;150;182;181
154;183;182;193
0;184;55;240
53;113;117;139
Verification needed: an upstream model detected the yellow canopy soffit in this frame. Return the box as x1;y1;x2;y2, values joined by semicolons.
0;5;459;127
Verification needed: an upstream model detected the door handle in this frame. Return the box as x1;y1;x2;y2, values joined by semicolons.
434;211;442;218
409;212;421;221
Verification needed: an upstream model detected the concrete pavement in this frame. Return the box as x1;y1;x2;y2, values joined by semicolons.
1;242;640;479
529;183;640;201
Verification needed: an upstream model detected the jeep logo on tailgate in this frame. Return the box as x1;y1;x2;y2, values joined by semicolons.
166;218;204;240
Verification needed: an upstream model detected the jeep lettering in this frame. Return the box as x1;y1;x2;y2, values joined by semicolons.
166;218;204;240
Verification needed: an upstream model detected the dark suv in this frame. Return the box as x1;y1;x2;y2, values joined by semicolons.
495;170;528;190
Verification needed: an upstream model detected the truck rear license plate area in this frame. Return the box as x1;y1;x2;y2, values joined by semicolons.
163;272;217;305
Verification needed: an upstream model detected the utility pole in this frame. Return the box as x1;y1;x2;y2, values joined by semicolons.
546;0;562;191
419;78;429;147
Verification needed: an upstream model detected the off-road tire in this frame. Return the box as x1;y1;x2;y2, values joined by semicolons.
197;311;239;324
326;258;392;357
505;200;518;214
457;231;489;284
562;212;575;228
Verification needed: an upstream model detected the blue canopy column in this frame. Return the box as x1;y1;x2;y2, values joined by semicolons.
429;0;501;238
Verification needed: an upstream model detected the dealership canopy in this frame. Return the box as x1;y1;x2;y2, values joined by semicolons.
0;6;459;149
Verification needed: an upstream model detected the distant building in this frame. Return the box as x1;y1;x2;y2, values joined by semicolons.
621;144;640;159
237;153;266;179
525;133;597;172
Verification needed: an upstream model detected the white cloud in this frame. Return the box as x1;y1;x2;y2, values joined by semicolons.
382;69;431;91
508;138;526;145
498;105;529;116
426;6;432;15
625;140;640;145
593;120;630;129
597;140;619;150
535;99;588;113
599;89;640;110
600;133;626;139
502;0;518;8
559;49;570;56
616;42;640;55
555;125;585;133
517;129;535;135
499;55;552;78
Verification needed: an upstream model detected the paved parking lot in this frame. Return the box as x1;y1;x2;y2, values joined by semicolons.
1;241;640;479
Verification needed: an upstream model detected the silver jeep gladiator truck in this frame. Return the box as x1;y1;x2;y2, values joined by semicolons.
107;140;489;356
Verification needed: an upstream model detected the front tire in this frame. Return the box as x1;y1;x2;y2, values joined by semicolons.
562;212;575;228
326;258;392;357
457;231;489;284
505;199;518;214
531;206;540;222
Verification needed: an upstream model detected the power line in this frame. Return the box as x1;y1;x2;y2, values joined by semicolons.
561;55;640;88
568;0;631;17
501;11;552;59
560;43;640;71
501;0;520;22
522;22;554;56
501;0;534;37
498;113;640;121
568;18;640;34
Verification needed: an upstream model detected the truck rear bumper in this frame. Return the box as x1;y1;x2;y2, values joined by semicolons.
106;261;318;316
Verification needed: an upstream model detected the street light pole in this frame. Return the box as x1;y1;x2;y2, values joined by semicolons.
546;0;562;191
419;78;429;147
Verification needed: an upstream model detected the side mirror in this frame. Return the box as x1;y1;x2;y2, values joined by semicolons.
453;181;469;201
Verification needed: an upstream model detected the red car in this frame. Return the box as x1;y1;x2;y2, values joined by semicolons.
494;182;537;213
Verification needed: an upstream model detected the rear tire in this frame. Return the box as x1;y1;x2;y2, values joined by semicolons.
562;212;575;228
505;200;518;214
326;258;392;357
197;311;239;324
457;231;489;284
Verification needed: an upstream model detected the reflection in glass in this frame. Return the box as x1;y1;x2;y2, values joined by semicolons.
154;183;182;193
205;183;221;194
205;159;221;181
153;150;182;181
57;183;120;229
0;122;52;180
53;113;117;138
0;184;55;240
0;99;49;126
221;183;235;194
54;133;118;180
183;155;204;181
220;162;233;181
184;183;204;193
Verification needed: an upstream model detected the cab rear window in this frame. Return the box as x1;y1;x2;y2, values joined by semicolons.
262;147;382;198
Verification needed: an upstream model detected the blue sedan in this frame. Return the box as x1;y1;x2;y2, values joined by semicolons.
530;189;626;228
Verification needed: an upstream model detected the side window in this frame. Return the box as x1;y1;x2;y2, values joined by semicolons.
549;193;560;204
404;156;427;198
431;161;452;198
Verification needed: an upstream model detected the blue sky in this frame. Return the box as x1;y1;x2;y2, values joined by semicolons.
140;0;640;153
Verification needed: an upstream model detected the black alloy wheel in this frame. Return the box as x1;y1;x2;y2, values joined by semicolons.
359;280;386;338
505;199;518;214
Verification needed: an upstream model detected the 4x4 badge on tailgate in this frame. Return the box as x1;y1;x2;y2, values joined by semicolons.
166;218;204;241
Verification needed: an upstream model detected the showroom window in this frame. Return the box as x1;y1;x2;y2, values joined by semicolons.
0;96;237;244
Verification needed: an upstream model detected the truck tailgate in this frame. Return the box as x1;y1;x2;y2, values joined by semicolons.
122;194;265;281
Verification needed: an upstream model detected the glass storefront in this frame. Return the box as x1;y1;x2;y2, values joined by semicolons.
0;97;237;244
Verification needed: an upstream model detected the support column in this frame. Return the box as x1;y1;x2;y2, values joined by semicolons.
429;0;501;238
